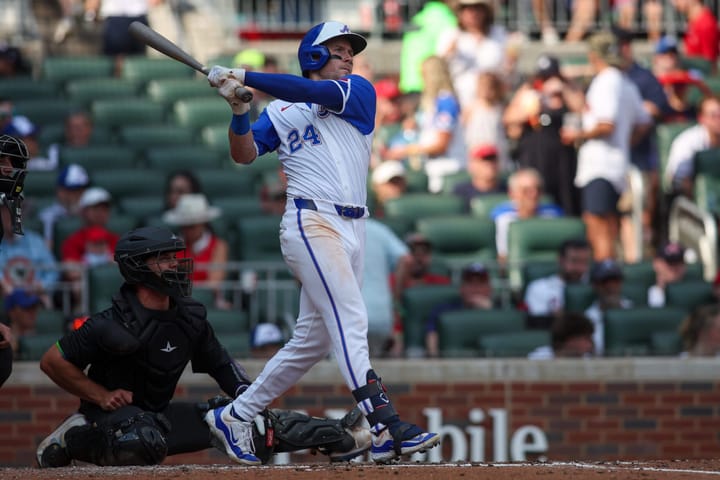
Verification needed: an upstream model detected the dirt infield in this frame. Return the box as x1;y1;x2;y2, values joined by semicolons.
3;460;720;480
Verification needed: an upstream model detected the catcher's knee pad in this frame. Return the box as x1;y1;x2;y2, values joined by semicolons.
352;369;398;429
70;411;171;466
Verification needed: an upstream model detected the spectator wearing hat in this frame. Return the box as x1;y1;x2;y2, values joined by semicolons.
452;144;506;212
504;54;583;216
678;304;720;357
664;96;720;200
435;0;506;111
490;168;563;265
647;242;688;308
424;262;499;358
361;218;411;358
3;288;42;358
560;31;652;262
528;312;596;360
60;187;119;311
0;44;30;77
462;71;510;172
584;259;633;356
370;160;408;218
0;204;58;306
162;193;230;309
250;322;285;359
38;163;90;250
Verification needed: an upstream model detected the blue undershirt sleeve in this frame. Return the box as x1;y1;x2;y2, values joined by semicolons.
245;71;344;109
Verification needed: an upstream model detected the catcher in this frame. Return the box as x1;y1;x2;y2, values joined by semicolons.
36;225;370;467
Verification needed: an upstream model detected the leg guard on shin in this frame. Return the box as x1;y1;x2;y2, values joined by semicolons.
266;407;369;461
351;369;399;431
67;411;171;466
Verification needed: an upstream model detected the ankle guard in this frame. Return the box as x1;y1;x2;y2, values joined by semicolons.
351;369;398;428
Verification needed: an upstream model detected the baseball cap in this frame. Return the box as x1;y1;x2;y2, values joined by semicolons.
458;0;492;6
611;25;634;44
587;31;623;67
655;36;679;55
590;259;623;283
6;115;37;138
461;262;489;280
657;242;685;264
374;78;401;100
405;231;432;247
534;54;561;80
371;160;405;184
471;143;499;160
233;49;266;70
57;164;90;190
4;288;41;310
78;186;111;209
251;322;284;349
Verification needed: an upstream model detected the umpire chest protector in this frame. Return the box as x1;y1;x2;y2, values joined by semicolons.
88;288;208;412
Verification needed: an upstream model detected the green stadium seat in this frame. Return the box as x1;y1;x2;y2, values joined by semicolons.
201;125;231;155
563;283;595;313
0;77;59;100
650;330;682;356
415;215;496;271
173;97;230;129
469;193;510;220
58;145;139;172
36;309;67;335
87;263;124;313
665;280;715;310
146;78;216;107
23;170;59;197
507;217;586;291
122;57;196;85
212;196;264;218
478;330;551;357
91;99;166;130
235;215;283;261
206;308;250;333
38;124;114;151
399;284;460;356
441;171;471;195
621;261;656;289
693;148;720;178
14;99;81;126
228;151;280;184
119;125;197;150
438;309;526;357
145;146;224;171
522;260;557;290
41;56;114;87
694;174;720;214
681;56;713;76
405;168;430;193
65;78;141;107
384;193;464;223
197;169;256;198
603;306;687;356
92;169;165;199
118;196;165;222
17;334;62;361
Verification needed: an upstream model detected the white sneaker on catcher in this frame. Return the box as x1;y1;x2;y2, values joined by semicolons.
371;427;440;463
204;405;262;465
36;413;89;468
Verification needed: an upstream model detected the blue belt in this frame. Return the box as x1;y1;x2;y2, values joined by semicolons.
293;198;365;219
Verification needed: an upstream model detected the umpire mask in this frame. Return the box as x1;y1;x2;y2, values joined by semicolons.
115;226;194;298
0;135;28;237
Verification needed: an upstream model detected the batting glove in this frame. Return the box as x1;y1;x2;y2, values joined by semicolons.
208;65;246;87
218;77;251;115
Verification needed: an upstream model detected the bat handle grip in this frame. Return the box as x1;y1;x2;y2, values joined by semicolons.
235;87;253;104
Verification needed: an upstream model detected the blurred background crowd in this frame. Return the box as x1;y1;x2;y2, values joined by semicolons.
1;0;720;362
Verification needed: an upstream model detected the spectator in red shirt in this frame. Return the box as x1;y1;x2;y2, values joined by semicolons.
60;187;119;312
672;0;719;67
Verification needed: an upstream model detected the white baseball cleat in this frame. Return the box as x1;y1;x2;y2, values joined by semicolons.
204;404;262;465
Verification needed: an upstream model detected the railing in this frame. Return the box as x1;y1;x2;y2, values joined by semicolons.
668;195;717;282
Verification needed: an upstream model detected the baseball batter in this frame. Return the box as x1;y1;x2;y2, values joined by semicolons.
204;21;439;465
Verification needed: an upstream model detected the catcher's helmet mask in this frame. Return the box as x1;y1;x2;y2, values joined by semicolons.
114;226;193;298
0;135;29;238
298;21;367;77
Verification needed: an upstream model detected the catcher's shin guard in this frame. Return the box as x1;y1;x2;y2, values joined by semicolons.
266;407;370;461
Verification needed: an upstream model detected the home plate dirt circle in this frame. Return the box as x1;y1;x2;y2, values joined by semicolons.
3;460;720;480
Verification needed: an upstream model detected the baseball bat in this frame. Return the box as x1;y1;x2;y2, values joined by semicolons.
128;21;253;103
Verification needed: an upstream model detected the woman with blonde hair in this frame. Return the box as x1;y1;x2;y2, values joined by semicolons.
679;304;720;357
383;55;466;193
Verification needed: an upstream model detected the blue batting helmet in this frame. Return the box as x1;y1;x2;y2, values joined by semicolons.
297;21;367;77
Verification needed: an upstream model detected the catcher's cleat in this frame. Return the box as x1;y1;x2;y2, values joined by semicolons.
204;405;261;465
370;424;440;464
36;413;88;468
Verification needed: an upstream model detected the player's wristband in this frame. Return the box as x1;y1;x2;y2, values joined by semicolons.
230;112;250;135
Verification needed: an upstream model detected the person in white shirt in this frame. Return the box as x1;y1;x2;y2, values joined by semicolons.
664;96;720;198
584;259;633;356
524;238;592;328
647;242;688;308
527;312;596;360
561;31;652;261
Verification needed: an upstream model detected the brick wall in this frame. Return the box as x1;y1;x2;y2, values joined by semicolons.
2;359;719;467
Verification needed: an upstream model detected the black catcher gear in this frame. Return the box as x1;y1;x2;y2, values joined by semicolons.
0;135;28;238
114;226;193;298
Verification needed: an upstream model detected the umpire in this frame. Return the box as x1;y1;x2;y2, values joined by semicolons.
37;225;368;467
